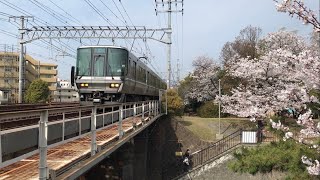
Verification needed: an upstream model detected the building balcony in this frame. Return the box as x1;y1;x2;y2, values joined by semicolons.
41;77;57;83
0;83;18;90
0;61;19;67
39;69;57;75
26;74;37;82
0;71;19;78
26;66;39;76
49;86;57;91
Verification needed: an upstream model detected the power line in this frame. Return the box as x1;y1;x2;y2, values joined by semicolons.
1;0;78;54
84;0;130;48
48;0;82;25
117;0;145;54
29;0;68;25
118;0;135;29
0;11;12;17
0;29;18;38
83;0;113;25
100;0;127;25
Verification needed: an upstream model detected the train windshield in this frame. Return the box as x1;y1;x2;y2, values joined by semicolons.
76;47;128;77
107;48;128;76
77;48;91;77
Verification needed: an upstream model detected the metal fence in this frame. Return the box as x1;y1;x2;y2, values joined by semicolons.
190;129;242;168
261;130;320;143
0;100;160;169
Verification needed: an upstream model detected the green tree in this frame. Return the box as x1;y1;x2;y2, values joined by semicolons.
166;88;184;116
197;100;227;118
25;79;50;103
177;74;193;100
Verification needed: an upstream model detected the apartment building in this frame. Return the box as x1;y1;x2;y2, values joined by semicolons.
54;79;79;102
0;50;58;103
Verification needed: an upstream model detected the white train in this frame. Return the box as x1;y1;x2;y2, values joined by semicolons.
71;45;166;104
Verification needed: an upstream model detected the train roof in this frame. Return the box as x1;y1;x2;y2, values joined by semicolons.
78;45;128;50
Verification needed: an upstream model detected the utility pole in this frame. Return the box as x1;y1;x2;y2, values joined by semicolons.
216;79;223;140
10;16;33;103
218;79;221;135
155;0;184;89
177;58;180;83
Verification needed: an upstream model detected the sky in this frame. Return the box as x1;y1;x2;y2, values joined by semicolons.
0;0;318;82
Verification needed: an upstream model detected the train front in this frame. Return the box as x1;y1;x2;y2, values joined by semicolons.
73;46;128;104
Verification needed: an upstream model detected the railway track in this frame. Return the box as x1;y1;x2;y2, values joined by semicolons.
0;102;127;130
0;102;80;113
0;102;90;130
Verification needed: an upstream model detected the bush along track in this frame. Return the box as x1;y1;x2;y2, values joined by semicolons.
228;140;320;179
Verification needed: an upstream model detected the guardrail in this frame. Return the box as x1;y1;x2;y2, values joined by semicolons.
0;100;160;170
190;129;242;168
169;129;261;180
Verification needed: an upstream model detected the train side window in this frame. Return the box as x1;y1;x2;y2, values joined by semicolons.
128;60;131;77
143;69;146;83
139;67;143;82
133;61;136;80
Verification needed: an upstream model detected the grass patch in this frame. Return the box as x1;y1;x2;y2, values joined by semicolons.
177;116;254;141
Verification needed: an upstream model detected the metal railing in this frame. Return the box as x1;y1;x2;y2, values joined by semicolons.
0;100;161;170
166;129;243;180
190;129;242;168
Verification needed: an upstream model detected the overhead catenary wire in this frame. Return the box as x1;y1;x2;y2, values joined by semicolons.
1;0;80;55
117;0;146;54
29;0;69;25
0;11;12;17
0;29;18;38
82;0;145;56
100;0;127;25
83;0;113;25
3;0;90;48
0;0;165;76
83;0;128;48
112;0;145;56
47;0;82;25
118;0;136;29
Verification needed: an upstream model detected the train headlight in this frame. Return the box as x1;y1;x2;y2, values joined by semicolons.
85;83;89;87
81;83;85;87
110;83;120;88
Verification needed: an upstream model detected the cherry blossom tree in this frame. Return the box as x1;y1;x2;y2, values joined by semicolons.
258;28;306;55
275;0;320;32
186;56;221;102
220;29;320;175
221;30;320;117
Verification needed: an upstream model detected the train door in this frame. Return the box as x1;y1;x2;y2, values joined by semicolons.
92;54;106;77
133;61;137;91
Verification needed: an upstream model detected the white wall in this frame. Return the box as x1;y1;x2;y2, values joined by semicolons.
0;90;9;104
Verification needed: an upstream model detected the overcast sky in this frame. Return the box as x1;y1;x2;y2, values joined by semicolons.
0;0;318;81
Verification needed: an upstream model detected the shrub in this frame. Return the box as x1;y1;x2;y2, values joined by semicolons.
25;79;50;103
196;101;227;118
228;140;320;179
165;88;184;116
